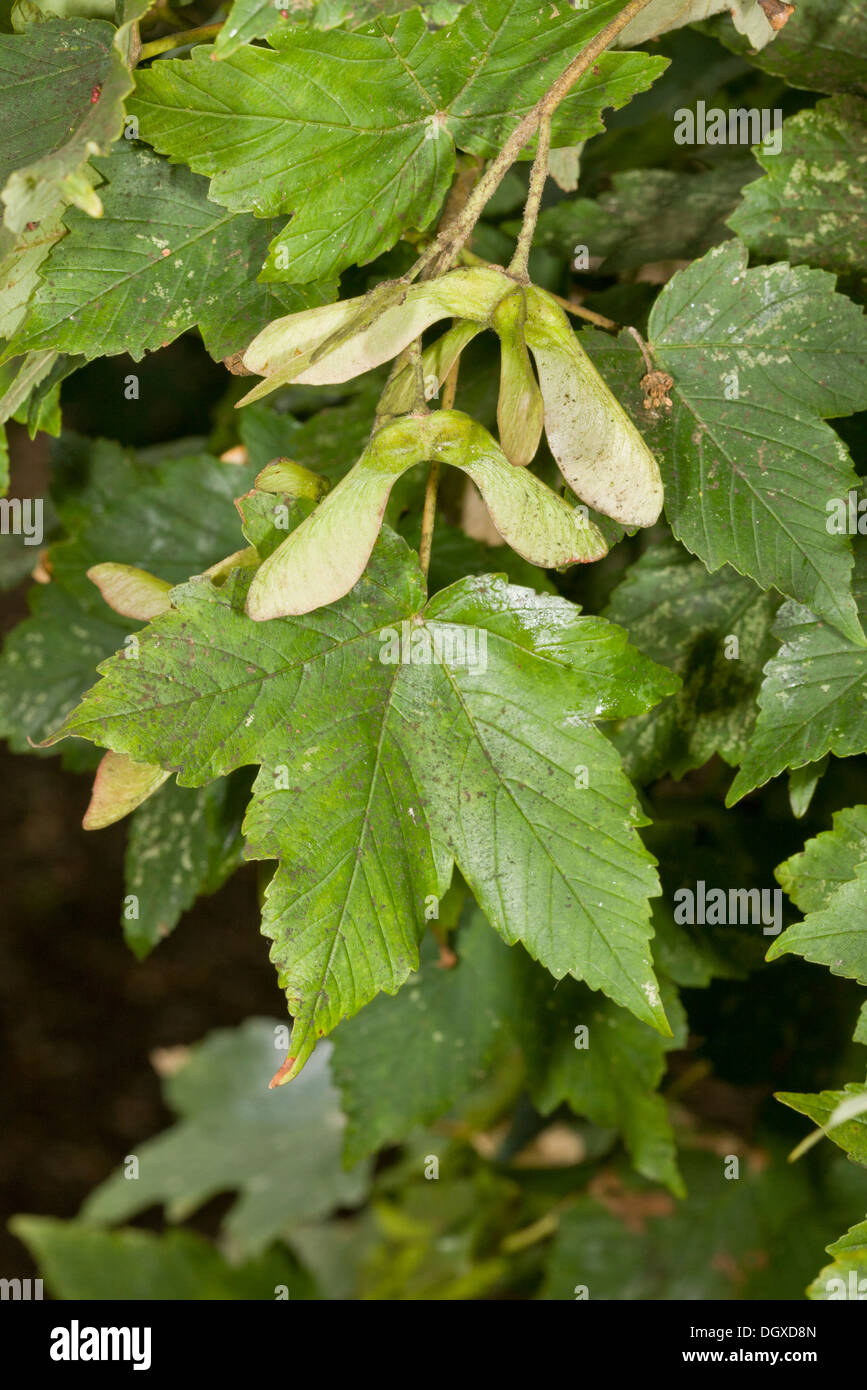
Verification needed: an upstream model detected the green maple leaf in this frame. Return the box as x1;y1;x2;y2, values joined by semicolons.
777;804;867;915
7;145;336;362
128;0;667;283
586;240;867;645
808;1218;867;1300
78;1019;371;1257
47;526;677;1073
727;549;867;804
777;1082;867;1166
9;1220;312;1301
604;539;779;784
729;96;867;302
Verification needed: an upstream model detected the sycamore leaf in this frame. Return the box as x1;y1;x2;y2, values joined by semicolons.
777;804;867;914
332;907;518;1164
585;241;867;645
0;436;258;751
10;1220;312;1301
128;0;667;283
729;96;867;302
46;535;677;1073
727;549;867;804
383;575;678;1036
777;1082;867;1166
808;1219;867;1300
604;539;780;783
7;145;336;363
123;771;251;959
214;0;297;57
80;1020;371;1257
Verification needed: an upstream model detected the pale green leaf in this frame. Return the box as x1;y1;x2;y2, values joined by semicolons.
8;145;337;362
81;1019;371;1255
129;0;666;283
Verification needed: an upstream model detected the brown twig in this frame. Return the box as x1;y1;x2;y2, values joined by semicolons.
509;110;552;281
549;289;618;332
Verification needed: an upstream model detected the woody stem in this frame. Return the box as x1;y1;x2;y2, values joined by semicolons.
509;110;552;281
408;0;657;281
